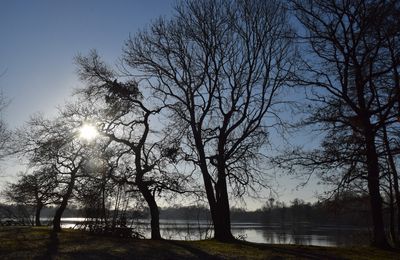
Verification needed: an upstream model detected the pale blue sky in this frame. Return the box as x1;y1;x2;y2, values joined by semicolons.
0;0;324;209
0;0;175;126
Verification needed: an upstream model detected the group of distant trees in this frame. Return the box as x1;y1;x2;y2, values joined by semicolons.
161;195;373;228
256;196;372;228
0;0;400;249
0;193;372;228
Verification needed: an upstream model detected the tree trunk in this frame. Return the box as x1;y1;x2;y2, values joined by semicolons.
101;179;108;226
53;171;77;232
382;124;400;244
364;127;391;249
35;201;43;226
211;157;234;242
381;111;400;243
53;197;69;232
213;177;234;242
389;173;396;243
191;124;235;242
138;181;162;240
392;168;400;243
198;155;234;241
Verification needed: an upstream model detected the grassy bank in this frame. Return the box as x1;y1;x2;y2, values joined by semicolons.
0;226;398;259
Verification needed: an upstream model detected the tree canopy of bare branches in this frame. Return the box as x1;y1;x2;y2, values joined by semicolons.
75;50;195;239
287;0;400;248
123;0;295;241
4;168;59;226
14;111;102;232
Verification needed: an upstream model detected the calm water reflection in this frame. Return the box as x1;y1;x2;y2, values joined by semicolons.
232;225;370;247
59;218;370;247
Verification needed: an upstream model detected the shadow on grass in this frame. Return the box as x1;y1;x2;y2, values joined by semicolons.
35;230;59;260
236;240;346;260
61;251;121;260
166;239;348;259
166;240;223;260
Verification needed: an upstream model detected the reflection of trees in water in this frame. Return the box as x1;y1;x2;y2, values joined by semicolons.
161;227;214;240
261;229;290;245
290;224;312;245
155;222;370;246
326;229;371;246
71;218;370;246
260;224;370;246
159;220;213;240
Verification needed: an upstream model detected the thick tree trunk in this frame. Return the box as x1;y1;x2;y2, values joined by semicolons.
53;197;69;232
191;124;235;242
210;156;234;242
35;202;43;226
364;128;391;249
198;156;234;241
148;201;161;240
53;171;77;232
138;183;161;240
213;177;234;242
197;165;234;241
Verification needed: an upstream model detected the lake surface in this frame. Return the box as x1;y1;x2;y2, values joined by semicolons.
59;218;370;247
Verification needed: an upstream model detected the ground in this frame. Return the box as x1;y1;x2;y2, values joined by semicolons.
0;227;398;259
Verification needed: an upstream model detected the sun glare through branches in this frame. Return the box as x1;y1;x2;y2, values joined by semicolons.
79;123;98;142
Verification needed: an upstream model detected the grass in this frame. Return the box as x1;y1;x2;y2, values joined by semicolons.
0;226;399;259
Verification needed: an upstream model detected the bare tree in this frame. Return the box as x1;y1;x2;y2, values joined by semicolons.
3;168;58;226
15;112;99;232
75;51;193;239
122;0;295;241
289;0;400;248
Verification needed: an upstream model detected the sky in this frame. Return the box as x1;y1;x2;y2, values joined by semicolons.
0;0;324;210
0;0;175;126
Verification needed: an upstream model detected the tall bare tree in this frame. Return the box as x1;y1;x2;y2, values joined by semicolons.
290;0;400;248
123;0;295;241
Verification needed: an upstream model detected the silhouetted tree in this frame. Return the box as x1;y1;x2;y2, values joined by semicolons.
15;112;100;232
4;168;58;226
287;0;400;248
75;51;193;239
123;0;295;241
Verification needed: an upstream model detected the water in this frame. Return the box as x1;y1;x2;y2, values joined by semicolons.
58;218;370;247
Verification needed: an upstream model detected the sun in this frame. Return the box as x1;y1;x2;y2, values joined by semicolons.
79;124;98;142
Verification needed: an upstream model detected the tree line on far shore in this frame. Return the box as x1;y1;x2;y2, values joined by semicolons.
0;192;373;229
